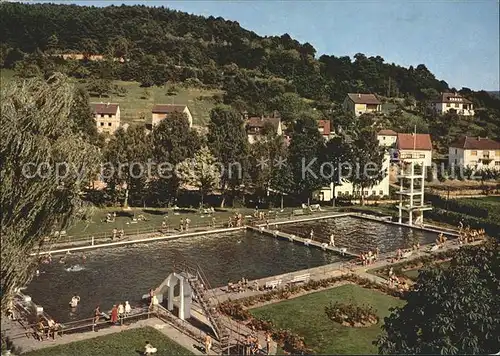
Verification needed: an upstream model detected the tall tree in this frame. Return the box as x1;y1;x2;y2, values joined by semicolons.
103;126;151;207
151;112;200;205
1;73;100;309
322;136;351;206
348;129;385;205
377;238;500;355
207;106;249;207
288;115;326;202
69;86;101;144
249;123;288;202
176;146;220;208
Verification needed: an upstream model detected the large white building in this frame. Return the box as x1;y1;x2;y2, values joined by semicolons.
428;92;474;116
448;136;500;170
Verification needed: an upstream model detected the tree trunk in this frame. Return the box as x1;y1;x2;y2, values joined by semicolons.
281;194;284;210
200;191;204;208
360;188;365;206
123;188;129;208
332;183;336;207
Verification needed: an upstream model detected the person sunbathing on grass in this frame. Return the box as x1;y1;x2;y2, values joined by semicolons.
144;341;157;355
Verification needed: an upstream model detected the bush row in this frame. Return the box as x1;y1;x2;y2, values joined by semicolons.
426;208;500;238
426;193;500;220
368;250;457;279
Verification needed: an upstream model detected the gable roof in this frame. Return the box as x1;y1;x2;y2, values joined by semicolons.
432;92;472;104
246;117;281;131
152;104;187;114
318;120;331;135
347;93;381;105
378;129;397;136
397;133;432;151
91;102;119;115
450;136;500;150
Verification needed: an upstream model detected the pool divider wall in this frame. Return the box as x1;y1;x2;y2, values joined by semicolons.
30;212;459;256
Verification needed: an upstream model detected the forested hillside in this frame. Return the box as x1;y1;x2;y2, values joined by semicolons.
1;2;499;143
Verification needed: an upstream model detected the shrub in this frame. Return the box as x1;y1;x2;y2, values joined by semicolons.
325;301;378;326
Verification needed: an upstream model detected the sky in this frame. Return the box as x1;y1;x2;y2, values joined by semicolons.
29;0;499;91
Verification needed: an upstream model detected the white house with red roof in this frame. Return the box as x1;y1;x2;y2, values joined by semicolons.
449;136;500;170
342;93;382;117
91;102;121;135
151;104;193;127
395;133;433;167
428;92;474;116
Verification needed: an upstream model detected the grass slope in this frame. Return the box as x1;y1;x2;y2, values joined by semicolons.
23;327;194;356
1;69;222;127
250;284;404;354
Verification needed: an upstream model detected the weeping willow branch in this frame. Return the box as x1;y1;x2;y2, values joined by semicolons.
0;73;101;309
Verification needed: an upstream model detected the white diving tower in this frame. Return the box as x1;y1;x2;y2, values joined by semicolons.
396;131;432;226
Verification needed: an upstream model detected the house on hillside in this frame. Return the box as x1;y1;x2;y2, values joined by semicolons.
448;136;500;170
377;129;398;147
396;133;433;167
318;120;332;141
342;93;382;117
151;104;193;127
246;116;283;144
428;92;474;116
91;102;121;135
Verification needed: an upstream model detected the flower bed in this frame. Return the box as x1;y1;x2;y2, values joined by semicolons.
325;301;379;327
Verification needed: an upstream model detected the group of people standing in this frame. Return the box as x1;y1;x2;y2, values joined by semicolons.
458;222;485;244
244;332;271;355
179;218;192;232
93;301;132;328
228;213;244;228
360;248;380;266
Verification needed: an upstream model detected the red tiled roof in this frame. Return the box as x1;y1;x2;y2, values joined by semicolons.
450;136;500;150
318;120;331;136
378;129;397;136
347;93;381;105
246;117;281;130
397;133;432;150
431;92;472;104
152;104;187;113
90;103;119;115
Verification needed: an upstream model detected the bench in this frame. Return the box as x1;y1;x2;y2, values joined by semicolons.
289;273;310;285
265;279;282;290
292;209;305;216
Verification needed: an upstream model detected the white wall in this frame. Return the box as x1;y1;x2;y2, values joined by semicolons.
431;102;474;116
377;135;397;147
314;153;391;201
449;147;500;170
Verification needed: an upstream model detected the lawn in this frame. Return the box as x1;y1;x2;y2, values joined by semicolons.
23;327;194;356
1;69;222;127
250;284;404;355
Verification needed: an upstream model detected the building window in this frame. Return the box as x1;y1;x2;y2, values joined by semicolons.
419;154;425;159
108;114;112;118
100;122;104;126
379;190;383;196
455;149;457;154
471;151;477;156
108;123;112;126
364;191;368;196
495;161;500;166
454;159;457;164
496;150;500;157
100;114;104;118
446;103;450;107
454;103;459;108
372;190;376;196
